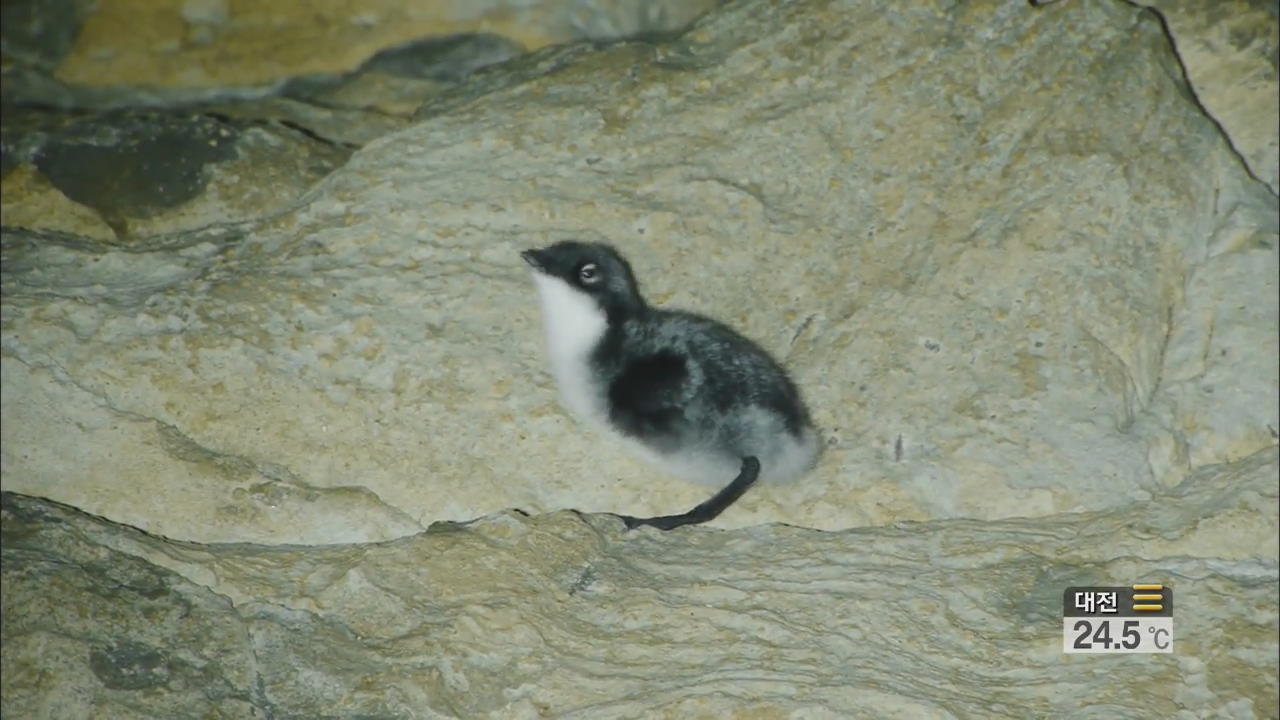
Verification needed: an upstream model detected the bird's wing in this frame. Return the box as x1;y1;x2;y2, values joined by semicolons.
607;350;689;437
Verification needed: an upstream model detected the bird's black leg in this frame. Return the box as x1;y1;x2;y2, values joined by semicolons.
617;456;761;531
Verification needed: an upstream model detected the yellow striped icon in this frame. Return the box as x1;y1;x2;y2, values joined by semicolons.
1132;584;1165;611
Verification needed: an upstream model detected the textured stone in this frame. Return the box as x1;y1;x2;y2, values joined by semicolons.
0;0;719;109
1137;0;1280;194
0;0;87;73
3;0;1277;543
2;110;351;243
2;1;1271;198
2;1;1276;717
2;447;1276;717
278;34;529;121
1;494;263;717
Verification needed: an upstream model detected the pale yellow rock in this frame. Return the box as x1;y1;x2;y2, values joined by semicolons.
53;0;720;89
0;164;116;242
2;446;1275;716
3;1;1275;716
0;359;422;543
1138;0;1280;193
3;0;1277;545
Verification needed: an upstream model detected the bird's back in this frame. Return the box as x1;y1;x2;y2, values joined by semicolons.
600;308;820;483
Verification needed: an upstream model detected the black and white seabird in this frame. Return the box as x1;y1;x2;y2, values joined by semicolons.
520;241;820;530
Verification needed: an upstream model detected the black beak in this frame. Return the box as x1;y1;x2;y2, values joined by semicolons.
520;248;547;271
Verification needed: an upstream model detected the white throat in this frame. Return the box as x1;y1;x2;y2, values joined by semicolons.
530;272;609;420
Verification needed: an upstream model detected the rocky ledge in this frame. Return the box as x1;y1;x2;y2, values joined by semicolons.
2;0;1277;716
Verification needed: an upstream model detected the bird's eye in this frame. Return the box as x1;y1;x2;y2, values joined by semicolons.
578;263;600;284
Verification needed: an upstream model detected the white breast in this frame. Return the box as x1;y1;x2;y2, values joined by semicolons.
530;273;609;423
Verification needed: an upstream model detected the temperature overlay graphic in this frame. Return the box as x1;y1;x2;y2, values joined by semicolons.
1062;585;1173;654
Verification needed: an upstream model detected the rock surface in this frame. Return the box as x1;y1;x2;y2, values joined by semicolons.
3;447;1276;717
2;0;1278;715
0;0;720;108
4;0;1277;543
1138;0;1280;194
2;109;351;243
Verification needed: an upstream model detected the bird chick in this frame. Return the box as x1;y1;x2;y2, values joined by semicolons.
521;241;819;529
